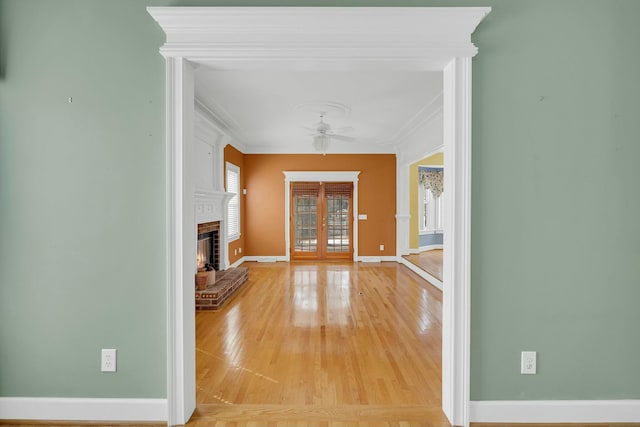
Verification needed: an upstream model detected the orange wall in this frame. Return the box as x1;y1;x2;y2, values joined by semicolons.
224;145;245;265
243;154;396;257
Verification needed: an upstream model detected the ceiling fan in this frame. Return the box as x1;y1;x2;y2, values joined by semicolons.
306;114;355;154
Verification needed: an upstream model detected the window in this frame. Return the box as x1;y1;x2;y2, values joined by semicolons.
226;162;240;241
419;184;443;233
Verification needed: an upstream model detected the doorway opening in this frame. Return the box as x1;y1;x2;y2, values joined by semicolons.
148;6;490;426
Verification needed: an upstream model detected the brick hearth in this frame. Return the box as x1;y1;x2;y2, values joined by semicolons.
195;267;249;310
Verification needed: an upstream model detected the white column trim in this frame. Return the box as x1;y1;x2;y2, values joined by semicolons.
164;56;196;426
442;56;473;426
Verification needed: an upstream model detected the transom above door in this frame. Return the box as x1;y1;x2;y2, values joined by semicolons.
290;182;353;261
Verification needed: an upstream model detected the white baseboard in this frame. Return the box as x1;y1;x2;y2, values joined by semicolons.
470;400;640;423
242;255;286;263
0;397;167;422
410;244;443;254
229;256;246;268
399;257;443;290
358;256;397;263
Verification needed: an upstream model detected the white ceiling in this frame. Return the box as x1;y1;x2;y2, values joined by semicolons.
194;67;443;154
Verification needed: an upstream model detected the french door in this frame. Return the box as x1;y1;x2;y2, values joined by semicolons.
290;182;353;260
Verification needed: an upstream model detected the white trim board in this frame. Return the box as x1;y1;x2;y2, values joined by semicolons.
358;256;398;263
470;400;640;423
399;257;443;291
229;256;246;268
410;244;444;254
0;397;167;422
242;255;288;263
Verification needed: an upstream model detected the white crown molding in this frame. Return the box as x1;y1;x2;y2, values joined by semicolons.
242;145;396;155
148;7;489;70
388;92;443;146
470;400;640;423
194;98;248;153
0;397;166;422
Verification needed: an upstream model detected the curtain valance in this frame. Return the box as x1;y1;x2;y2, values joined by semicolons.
419;167;443;198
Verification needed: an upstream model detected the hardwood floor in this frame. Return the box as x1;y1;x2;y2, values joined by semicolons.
402;250;443;282
192;261;447;426
0;262;447;427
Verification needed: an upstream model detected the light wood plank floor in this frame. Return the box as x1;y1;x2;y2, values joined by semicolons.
402;250;443;282
191;261;447;426
0;262;447;427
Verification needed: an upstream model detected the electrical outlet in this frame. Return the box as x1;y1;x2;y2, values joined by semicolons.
234;249;238;255
101;349;117;372
239;247;242;254
521;351;536;374
379;244;385;251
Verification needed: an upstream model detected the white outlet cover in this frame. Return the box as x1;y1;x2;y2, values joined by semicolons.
521;351;536;374
101;348;117;372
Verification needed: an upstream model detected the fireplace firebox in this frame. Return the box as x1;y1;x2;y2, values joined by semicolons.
197;221;219;271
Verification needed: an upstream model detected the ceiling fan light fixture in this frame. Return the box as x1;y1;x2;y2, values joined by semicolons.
313;134;330;155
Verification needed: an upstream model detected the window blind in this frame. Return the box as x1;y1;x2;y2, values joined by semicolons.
291;182;321;197
226;162;240;240
323;182;352;196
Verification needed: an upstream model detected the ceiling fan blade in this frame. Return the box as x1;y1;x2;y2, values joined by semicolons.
332;126;354;134
329;134;356;143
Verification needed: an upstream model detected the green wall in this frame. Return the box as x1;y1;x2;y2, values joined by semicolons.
0;0;168;397
1;0;639;402
470;0;640;400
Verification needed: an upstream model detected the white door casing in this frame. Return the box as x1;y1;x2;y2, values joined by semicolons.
283;171;360;262
148;7;490;427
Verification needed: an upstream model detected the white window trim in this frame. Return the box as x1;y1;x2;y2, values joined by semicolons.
226;162;240;242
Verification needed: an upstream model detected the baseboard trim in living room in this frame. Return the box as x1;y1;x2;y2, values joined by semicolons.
398;257;443;290
229;256;246;268
0;397;167;422
470;399;640;423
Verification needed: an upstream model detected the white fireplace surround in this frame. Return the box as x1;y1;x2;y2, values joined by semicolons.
194;104;234;270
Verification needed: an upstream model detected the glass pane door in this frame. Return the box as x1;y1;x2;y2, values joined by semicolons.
326;194;350;253
290;182;352;260
293;195;318;254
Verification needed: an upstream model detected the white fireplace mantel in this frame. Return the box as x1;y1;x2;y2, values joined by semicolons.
194;190;233;225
